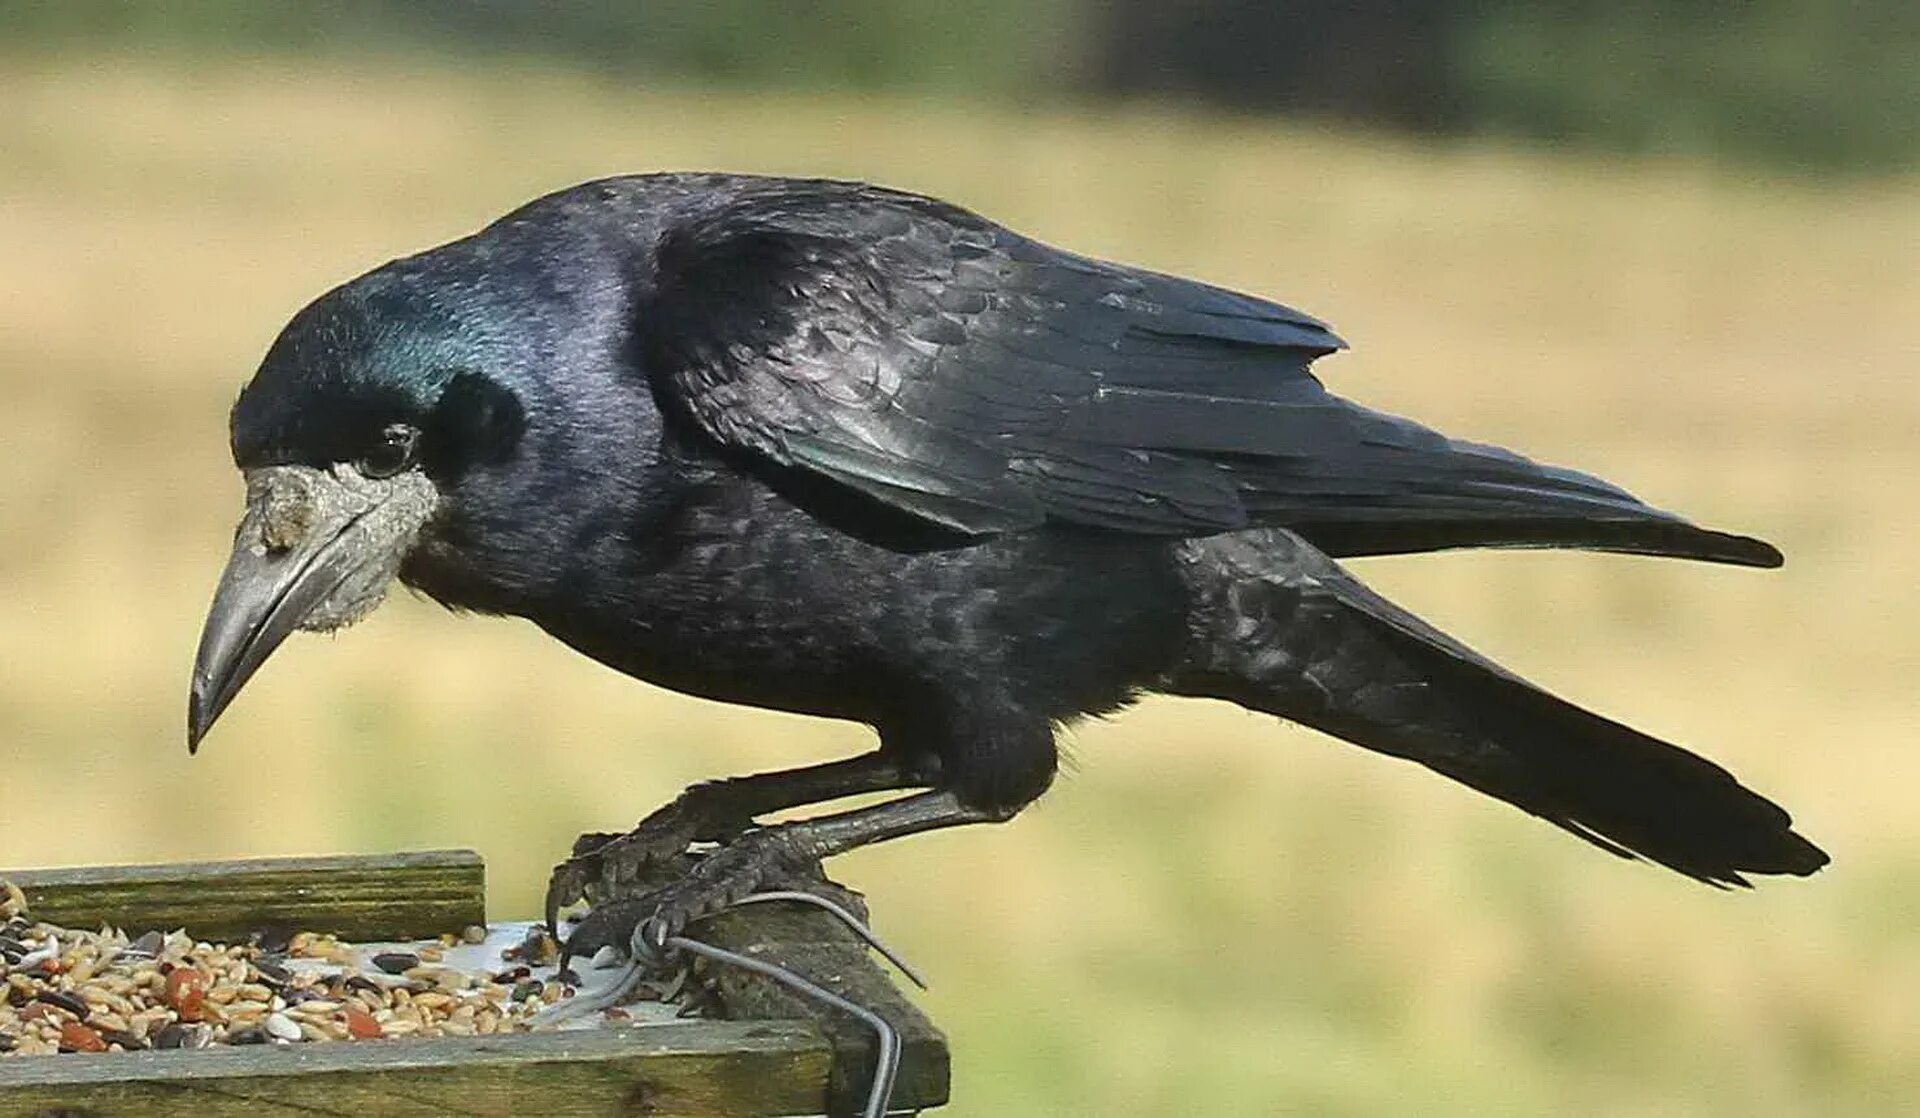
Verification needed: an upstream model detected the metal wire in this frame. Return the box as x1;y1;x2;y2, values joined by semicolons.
664;934;903;1118
533;891;924;1116
528;957;648;1027
730;889;929;990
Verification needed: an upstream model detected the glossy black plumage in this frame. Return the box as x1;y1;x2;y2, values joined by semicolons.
224;172;1824;896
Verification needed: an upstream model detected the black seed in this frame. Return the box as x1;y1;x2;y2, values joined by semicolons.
0;1032;15;1052
153;1023;193;1049
99;1028;147;1051
227;1025;269;1045
248;927;294;955
125;930;165;959
344;975;384;995
0;935;26;962
510;979;542;1003
369;952;418;975
254;958;293;986
36;990;90;1019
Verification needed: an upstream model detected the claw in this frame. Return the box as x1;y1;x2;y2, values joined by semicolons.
543;860;585;935
555;897;654;976
553;827;813;979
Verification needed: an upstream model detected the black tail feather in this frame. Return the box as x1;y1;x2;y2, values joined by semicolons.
1364;646;1827;885
1176;532;1825;885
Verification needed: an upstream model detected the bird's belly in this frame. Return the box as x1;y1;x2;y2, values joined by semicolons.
530;516;1191;727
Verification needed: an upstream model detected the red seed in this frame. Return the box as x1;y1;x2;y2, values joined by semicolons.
343;1007;382;1039
60;1021;107;1052
165;968;207;1022
20;1003;56;1023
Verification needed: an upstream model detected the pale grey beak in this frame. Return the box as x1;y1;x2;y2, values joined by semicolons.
188;464;436;753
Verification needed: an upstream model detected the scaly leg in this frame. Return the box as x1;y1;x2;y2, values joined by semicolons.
546;751;933;930
561;790;1016;966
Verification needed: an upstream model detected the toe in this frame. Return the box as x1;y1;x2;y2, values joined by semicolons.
558;897;655;973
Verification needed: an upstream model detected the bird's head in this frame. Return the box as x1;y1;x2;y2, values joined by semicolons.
188;267;529;752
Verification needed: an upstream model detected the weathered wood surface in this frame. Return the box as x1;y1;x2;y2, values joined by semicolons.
0;851;949;1116
0;1020;830;1117
3;850;485;942
696;888;950;1116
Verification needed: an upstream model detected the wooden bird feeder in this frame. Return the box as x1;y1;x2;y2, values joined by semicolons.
0;850;948;1116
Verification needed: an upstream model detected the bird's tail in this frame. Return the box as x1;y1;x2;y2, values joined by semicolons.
1171;531;1828;885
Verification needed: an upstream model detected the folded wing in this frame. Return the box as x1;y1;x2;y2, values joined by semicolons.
638;179;1778;566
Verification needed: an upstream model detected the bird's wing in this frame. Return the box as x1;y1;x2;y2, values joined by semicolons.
638;181;1778;565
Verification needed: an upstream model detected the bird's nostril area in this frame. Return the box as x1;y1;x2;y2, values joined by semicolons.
257;474;318;552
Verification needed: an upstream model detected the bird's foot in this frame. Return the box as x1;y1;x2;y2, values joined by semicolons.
545;783;763;932
557;825;823;971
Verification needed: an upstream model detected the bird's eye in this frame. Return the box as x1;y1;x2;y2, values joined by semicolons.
357;423;420;479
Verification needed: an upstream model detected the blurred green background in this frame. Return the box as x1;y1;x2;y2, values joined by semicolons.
2;5;1917;1115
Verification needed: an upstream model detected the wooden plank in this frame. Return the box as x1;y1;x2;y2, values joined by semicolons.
1;852;948;1114
0;1019;831;1117
3;850;485;942
694;886;950;1116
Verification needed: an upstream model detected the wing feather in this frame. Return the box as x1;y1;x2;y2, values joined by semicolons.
637;178;1779;565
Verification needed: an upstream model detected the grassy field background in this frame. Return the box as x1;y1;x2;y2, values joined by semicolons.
2;55;1916;1115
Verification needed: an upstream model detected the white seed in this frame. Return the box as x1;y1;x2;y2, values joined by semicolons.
264;1012;301;1042
2;878;26;918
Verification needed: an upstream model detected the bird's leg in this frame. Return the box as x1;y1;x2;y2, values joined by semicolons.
560;790;1016;967
546;751;931;930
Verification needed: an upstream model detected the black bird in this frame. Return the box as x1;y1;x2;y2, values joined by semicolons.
189;174;1826;958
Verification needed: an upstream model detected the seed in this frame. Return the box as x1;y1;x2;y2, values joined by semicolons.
460;925;487;945
165;969;207;1022
370;952;418;975
16;935;57;970
264;1013;301;1042
36;991;89;1020
344;1007;382;1039
58;1022;106;1053
154;1022;212;1050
